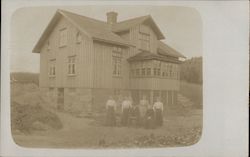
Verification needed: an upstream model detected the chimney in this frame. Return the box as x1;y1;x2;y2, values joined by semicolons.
106;11;118;25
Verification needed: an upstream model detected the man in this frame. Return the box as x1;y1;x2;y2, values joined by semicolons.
153;97;164;127
121;96;132;126
105;96;117;126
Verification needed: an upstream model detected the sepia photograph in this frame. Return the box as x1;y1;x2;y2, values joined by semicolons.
10;6;203;148
1;1;248;157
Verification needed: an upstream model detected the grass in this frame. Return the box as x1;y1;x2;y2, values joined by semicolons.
11;81;202;148
12;110;202;148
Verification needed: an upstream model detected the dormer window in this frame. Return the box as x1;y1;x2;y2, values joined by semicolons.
76;32;82;43
139;32;150;51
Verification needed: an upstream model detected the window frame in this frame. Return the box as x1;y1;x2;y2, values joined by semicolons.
67;56;77;76
48;59;56;77
139;32;150;51
47;40;51;51
112;47;122;77
59;28;67;47
76;31;82;44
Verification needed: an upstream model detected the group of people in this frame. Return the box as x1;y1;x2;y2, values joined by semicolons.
105;95;164;129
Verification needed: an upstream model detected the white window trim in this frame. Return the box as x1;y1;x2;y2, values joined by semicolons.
112;47;122;77
67;56;77;76
48;59;56;77
59;28;67;48
139;32;150;51
76;31;82;44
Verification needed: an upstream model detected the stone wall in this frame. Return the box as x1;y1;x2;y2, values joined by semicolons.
64;88;92;114
39;87;57;109
40;87;179;114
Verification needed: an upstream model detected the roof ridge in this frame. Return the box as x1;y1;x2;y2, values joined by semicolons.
115;15;150;25
58;9;108;25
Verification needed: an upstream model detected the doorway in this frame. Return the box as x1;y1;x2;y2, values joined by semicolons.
57;88;64;111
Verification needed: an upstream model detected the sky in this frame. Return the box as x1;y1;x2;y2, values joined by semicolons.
10;6;202;73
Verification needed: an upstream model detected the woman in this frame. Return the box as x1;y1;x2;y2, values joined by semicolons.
121;96;132;126
144;103;155;129
105;96;117;126
153;97;164;127
139;95;149;123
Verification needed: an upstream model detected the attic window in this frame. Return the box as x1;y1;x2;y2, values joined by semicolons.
139;32;150;51
59;28;67;47
76;32;82;43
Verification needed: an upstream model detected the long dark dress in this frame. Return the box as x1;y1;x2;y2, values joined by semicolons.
144;108;155;129
154;108;163;127
121;108;129;126
106;106;116;126
128;106;141;127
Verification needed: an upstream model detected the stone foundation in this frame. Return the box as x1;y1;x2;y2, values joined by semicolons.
40;87;178;114
64;88;92;114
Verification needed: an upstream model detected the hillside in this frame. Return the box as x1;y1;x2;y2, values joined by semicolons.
10;72;39;85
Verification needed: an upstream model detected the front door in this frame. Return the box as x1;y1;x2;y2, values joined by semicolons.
57;88;64;111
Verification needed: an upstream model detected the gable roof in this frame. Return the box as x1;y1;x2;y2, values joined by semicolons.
112;15;165;40
33;9;182;58
33;9;131;53
127;51;181;64
59;10;131;46
157;41;186;58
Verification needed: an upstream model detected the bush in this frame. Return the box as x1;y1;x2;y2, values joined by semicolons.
11;101;63;134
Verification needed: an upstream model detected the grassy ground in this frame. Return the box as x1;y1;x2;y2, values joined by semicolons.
13;109;202;148
11;82;202;148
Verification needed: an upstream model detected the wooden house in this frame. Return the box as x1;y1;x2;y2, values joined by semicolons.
32;10;185;113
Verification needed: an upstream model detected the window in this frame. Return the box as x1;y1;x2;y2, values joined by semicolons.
142;68;146;76
49;59;56;77
131;69;135;77
154;68;157;76
147;68;151;76
157;68;161;76
76;31;82;43
139;32;150;51
68;56;76;75
112;47;122;76
169;64;173;78
136;69;140;76
59;28;67;47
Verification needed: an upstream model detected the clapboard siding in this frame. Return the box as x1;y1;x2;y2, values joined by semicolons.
93;41;129;89
129;24;158;55
130;78;180;91
38;12;181;95
39;16;93;88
